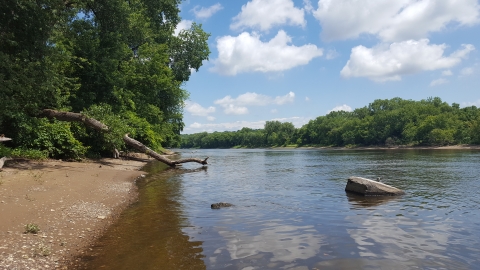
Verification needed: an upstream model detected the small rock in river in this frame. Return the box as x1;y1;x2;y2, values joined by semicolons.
345;176;405;196
211;202;234;209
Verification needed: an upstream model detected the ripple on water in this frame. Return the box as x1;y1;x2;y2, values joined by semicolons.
78;149;480;270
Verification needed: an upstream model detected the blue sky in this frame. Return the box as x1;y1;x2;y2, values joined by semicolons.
176;0;480;134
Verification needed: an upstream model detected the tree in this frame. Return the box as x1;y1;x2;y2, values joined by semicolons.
1;0;210;159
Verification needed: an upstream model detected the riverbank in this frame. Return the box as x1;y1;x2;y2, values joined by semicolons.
0;156;151;269
265;144;480;150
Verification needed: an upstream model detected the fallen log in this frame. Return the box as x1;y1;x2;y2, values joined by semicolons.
41;109;108;132
41;109;208;168
123;134;208;167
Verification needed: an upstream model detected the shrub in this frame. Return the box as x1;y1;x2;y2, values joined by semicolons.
24;223;40;234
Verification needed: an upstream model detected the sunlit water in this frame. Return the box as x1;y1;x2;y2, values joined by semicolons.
77;149;480;270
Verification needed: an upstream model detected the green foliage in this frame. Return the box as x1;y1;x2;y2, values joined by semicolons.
1;0;210;159
0;144;12;157
82;104;130;154
11;149;49;160
5;115;85;159
24;223;40;234
1;144;48;160
181;97;480;149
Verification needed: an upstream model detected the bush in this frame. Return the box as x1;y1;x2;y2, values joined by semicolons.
11;148;48;160
5;113;86;160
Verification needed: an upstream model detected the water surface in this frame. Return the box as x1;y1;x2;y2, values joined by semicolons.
78;149;480;269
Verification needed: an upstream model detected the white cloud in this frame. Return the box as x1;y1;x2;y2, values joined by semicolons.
211;31;323;75
271;109;278;113
430;78;449;87
207;116;216;121
224;104;249;115
460;67;474;76
341;40;475;82
273;91;295;105
192;3;223;19
174;20;192;36
305;96;310;102
304;0;314;13
442;70;453;76
185;102;215;116
183;117;311;133
313;0;480;42
214;92;295;114
231;0;306;31
326;49;339;60
462;99;480;107
328;104;353;114
271;116;311;127
185;120;266;133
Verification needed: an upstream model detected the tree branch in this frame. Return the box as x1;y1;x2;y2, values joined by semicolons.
41;109;208;168
123;134;208;167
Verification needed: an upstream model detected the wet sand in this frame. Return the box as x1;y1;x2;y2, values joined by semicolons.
0;156;151;269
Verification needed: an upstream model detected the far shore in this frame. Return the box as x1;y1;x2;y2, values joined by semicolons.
293;144;480;150
179;144;480;151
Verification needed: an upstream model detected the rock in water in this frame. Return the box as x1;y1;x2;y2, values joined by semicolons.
345;176;405;196
211;202;234;209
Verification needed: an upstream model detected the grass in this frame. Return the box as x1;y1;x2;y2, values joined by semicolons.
29;170;46;184
24;223;40;234
35;241;51;257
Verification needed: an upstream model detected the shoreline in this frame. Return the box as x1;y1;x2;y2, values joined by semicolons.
183;144;480;151
294;144;480;150
0;156;151;269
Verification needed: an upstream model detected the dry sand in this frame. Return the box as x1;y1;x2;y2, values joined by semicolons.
0;156;150;269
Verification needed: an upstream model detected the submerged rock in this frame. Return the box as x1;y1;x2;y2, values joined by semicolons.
345;176;405;196
211;202;234;209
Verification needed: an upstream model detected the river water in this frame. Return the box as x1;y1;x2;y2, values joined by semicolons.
78;149;480;269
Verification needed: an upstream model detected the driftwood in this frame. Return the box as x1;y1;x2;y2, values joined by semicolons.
123;134;208;167
41;109;208;168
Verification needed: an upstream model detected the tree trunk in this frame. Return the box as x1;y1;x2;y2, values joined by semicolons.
42;109;109;132
41;109;208;168
123;134;208;167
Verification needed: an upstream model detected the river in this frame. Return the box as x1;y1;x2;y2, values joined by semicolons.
77;149;480;269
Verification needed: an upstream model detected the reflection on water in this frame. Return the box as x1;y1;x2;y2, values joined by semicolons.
215;222;324;263
78;149;480;269
346;193;400;207
76;162;206;270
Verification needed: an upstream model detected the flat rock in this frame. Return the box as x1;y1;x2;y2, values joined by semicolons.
211;202;234;209
345;176;405;196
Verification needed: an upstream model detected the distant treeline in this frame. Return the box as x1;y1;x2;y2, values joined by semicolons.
180;97;480;148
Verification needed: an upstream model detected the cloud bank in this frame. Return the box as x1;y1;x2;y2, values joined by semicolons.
211;31;323;75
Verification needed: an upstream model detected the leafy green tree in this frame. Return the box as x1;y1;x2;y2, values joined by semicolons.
1;0;210;158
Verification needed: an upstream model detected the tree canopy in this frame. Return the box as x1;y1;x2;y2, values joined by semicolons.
1;0;210;159
180;97;480;149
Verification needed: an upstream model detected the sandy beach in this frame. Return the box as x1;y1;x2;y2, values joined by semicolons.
0;156;151;269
